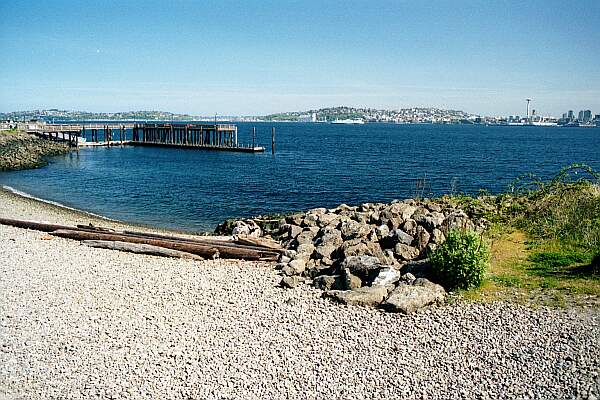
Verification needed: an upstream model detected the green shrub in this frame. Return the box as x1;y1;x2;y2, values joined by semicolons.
430;229;490;290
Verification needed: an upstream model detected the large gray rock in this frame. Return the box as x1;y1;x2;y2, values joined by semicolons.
394;243;420;261
391;229;414;246
231;220;262;238
315;226;343;247
339;240;370;260
282;259;306;276
323;286;389;307
280;276;302;289
341;255;382;280
295;243;315;261
414;225;431;251
443;211;475;233
313;275;344;290
382;280;446;314
371;267;401;287
302;213;320;227
342;268;362;289
402;219;418;236
375;224;390;239
340;220;370;240
314;244;337;260
296;229;317;246
317;213;339;228
431;228;445;244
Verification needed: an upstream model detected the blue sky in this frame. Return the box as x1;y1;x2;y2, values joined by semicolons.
1;0;599;116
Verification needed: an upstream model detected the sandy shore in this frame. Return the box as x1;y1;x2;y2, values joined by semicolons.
1;189;599;399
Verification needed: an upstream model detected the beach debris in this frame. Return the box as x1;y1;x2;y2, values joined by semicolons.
82;240;204;260
0;217;280;261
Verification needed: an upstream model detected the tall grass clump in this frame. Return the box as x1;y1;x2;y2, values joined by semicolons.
430;229;490;291
510;164;600;253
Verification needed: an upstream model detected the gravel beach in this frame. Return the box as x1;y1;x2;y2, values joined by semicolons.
1;189;599;399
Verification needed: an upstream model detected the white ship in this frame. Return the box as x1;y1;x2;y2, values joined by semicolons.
331;118;365;125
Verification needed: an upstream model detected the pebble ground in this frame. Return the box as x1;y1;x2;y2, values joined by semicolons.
1;189;599;399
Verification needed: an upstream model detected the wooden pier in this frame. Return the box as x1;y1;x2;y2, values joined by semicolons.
25;123;266;152
132;123;264;152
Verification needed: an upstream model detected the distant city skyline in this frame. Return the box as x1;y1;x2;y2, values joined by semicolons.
1;0;599;116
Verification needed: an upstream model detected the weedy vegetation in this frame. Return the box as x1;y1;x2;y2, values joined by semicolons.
450;164;600;307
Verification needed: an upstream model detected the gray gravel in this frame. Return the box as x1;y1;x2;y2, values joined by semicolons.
1;190;600;399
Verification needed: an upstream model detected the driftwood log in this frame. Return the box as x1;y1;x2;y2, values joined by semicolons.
51;229;278;261
0;217;72;232
0;217;281;261
82;240;205;260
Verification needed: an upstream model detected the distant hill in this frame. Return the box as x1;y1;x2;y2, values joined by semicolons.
0;109;207;122
262;106;475;123
1;106;478;124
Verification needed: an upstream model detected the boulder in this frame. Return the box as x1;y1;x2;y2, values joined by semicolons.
390;229;414;246
231;220;262;238
288;224;303;240
414;225;431;251
342;268;363;289
371;267;401;287
400;259;432;279
431;228;445;244
394;243;420;261
313;274;344;290
340;220;370;240
341;255;382;281
314;244;337;260
282;259;306;276
339;240;370;260
443;211;475;233
375;224;390;239
295;243;315;261
280;276;302;289
302;213;320;227
315;226;343;247
402;219;418;236
287;214;304;226
382;281;446;314
399;272;416;285
323;286;389;307
317;213;339;227
426;203;442;213
296;229;317;246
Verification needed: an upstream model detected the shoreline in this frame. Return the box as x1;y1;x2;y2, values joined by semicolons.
0;185;188;234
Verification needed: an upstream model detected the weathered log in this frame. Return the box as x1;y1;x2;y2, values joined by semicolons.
51;229;278;261
235;235;283;251
0;217;72;232
82;240;204;260
122;229;283;253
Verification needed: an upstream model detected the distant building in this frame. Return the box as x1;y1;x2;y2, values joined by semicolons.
568;110;575;121
578;110;592;122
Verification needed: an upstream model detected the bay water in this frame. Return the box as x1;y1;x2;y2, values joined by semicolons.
1;123;598;232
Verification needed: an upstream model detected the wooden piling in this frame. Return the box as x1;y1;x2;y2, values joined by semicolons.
272;127;275;154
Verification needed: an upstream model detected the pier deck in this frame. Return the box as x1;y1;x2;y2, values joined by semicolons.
25;123;265;152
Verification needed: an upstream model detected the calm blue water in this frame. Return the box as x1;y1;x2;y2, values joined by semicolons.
1;123;599;232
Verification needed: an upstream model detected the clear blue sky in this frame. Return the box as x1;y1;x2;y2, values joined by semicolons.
1;0;599;116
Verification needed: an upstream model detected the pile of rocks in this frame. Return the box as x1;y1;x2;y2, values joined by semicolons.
0;130;69;171
270;199;485;313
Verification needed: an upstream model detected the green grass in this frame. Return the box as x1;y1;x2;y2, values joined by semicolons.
458;164;600;308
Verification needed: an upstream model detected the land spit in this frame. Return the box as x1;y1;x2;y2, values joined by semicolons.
0;188;599;399
0;131;69;171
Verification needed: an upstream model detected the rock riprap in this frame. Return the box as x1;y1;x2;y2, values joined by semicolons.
232;199;484;313
0;130;69;171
